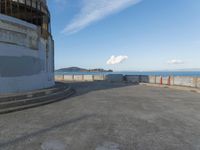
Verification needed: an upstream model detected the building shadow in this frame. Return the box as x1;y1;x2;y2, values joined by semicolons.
0;114;94;149
63;81;139;97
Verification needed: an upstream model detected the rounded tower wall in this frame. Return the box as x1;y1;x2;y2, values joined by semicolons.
0;1;54;94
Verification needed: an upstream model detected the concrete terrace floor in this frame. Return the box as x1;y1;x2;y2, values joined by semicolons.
1;82;200;150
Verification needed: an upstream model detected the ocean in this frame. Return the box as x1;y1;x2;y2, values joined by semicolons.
55;71;200;77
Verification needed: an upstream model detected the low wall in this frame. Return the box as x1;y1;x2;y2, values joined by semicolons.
155;76;162;84
83;75;94;81
149;76;156;84
106;74;124;82
148;76;200;89
125;75;140;83
93;75;105;81
140;75;149;83
125;75;149;83
55;75;64;81
55;74;105;82
74;75;84;81
197;78;200;88
162;76;170;85
173;76;196;87
55;74;200;89
64;75;74;81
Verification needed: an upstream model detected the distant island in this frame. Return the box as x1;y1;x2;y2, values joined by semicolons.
56;67;113;73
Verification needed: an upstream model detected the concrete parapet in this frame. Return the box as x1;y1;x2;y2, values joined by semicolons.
93;75;105;81
64;75;74;81
55;75;64;81
162;76;170;85
83;75;94;81
54;74;200;90
155;76;162;84
149;76;156;84
74;75;84;81
125;75;140;83
106;74;124;82
173;76;196;87
140;75;149;83
169;76;174;86
197;78;200;88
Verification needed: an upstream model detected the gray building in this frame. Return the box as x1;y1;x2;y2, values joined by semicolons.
0;0;54;94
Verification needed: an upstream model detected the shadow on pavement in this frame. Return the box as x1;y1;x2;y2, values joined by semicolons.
0;114;94;149
65;81;138;97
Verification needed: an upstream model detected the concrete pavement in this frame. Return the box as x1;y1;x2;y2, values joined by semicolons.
1;82;200;150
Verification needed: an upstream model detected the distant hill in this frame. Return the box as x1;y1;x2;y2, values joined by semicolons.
56;67;113;73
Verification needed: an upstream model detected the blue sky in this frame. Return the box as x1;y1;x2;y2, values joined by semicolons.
48;0;200;71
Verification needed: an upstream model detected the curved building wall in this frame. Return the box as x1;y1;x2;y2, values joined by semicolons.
0;14;54;94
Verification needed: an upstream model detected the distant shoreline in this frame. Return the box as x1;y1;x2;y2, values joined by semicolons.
56;67;113;73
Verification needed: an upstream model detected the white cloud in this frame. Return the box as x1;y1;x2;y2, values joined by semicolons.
167;59;184;65
107;55;128;65
63;0;141;34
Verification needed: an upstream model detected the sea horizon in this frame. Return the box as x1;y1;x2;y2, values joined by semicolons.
55;71;200;77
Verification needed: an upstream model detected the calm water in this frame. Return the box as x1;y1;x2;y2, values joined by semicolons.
55;71;200;77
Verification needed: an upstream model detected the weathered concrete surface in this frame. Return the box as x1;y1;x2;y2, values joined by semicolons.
162;76;169;85
174;76;196;87
197;78;200;88
142;83;200;93
140;75;149;83
170;76;175;86
0;56;44;77
125;75;140;83
83;75;94;81
54;75;64;81
1;82;200;150
93;75;105;81
149;76;156;84
64;75;74;81
73;75;84;81
0;14;38;49
155;76;161;84
0;14;55;94
106;74;124;82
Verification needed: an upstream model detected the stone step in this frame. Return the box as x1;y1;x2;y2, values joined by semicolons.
0;88;75;114
0;82;67;103
0;87;72;109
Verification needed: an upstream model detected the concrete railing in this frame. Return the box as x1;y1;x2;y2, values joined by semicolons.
148;76;200;88
55;74;127;82
55;74;106;82
55;74;148;83
55;74;200;89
